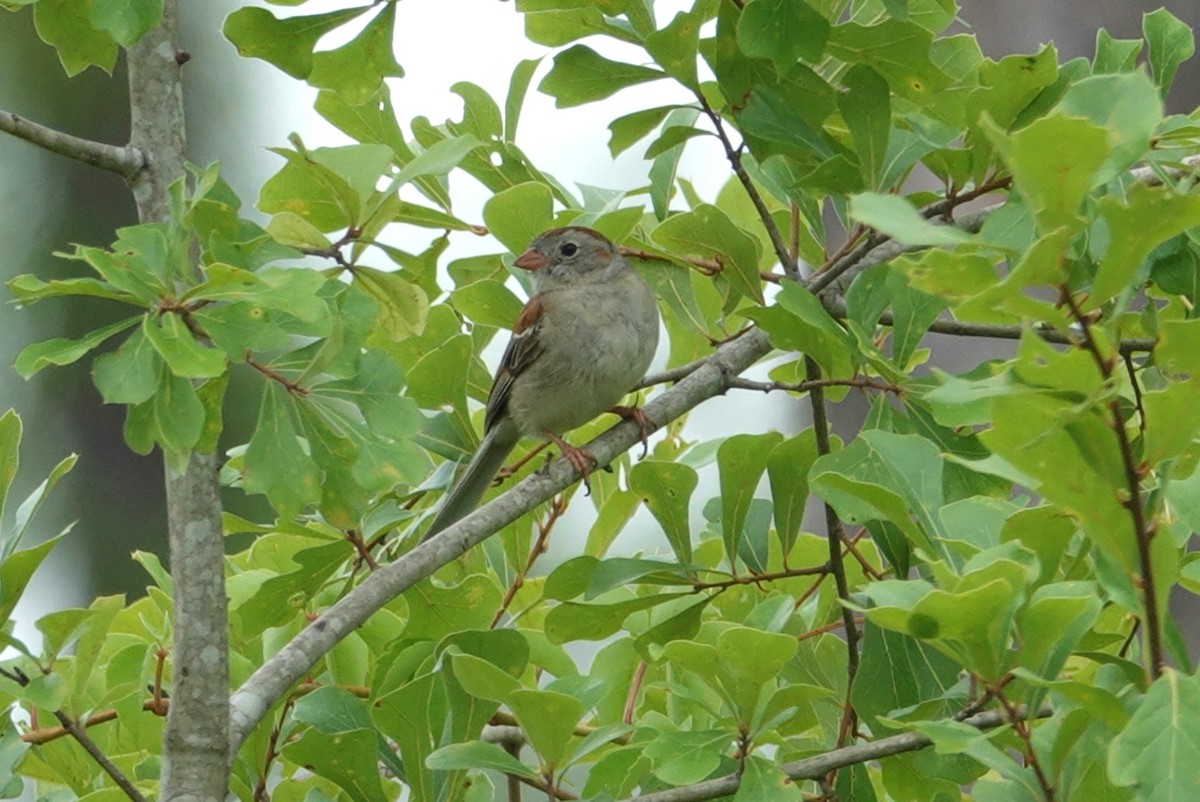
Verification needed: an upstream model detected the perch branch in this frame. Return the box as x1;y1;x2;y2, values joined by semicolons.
228;326;775;752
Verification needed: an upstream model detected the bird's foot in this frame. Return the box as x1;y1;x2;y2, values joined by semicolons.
610;405;655;459
544;430;598;495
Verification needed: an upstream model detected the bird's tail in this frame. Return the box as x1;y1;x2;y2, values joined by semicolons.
422;422;520;541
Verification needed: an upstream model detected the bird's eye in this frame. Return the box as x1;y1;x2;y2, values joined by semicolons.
560;242;579;258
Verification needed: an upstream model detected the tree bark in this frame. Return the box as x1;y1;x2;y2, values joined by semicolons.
126;3;230;799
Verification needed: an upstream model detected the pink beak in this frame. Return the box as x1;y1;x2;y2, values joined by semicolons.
513;248;548;271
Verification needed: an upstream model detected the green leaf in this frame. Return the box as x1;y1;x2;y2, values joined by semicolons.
644;11;701;88
91;327;161;405
388;135;485;195
0;411;19;528
505;58;541;143
1109;668;1200;798
981;111;1110;235
767;429;820;558
746;281;854;377
1143;8;1195;97
539;44;666;108
652;203;763;302
1055;72;1162;185
10;453;77;550
649;108;701;221
840;66;891;189
450;652;520;704
143;313;227;379
307;3;403;104
266;211;331;250
826;20;949;103
810;429;945;558
483;182;555;255
426;741;540;781
717;626;798;684
1016;582;1101;679
282;728;386;802
33;0;118;76
608;106;679;158
853;625;961;725
0;533;67;625
153;374;206;465
223;6;367;79
629;461;697;565
292;686;375;733
507;689;585;771
14;316;140;379
1088;184;1200;310
735;755;803;802
643;729;731;786
89;0;162;47
244;383;321;516
452;280;524;330
353;267;429;340
849;193;972;246
7;274;136;306
718;432;783;565
544;593;689;644
1093;29;1143;74
737;0;829;70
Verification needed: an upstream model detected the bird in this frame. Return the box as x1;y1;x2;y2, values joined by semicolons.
422;226;660;540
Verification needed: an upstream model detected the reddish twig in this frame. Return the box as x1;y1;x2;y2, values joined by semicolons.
1062;289;1163;680
623;661;648;725
245;352;308;396
491;496;568;628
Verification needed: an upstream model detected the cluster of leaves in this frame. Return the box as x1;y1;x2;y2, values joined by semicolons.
6;0;1200;801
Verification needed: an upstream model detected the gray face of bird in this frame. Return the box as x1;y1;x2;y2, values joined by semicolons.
518;228;624;292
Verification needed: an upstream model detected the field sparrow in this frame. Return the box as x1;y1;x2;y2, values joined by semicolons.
423;226;660;540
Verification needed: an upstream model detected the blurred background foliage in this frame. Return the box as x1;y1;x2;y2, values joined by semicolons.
1;0;1198;608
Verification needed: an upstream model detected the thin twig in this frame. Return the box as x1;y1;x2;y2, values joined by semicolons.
993;685;1055;800
1124;352;1147;433
0;108;144;179
491;496;568;628
1062;290;1163;680
689;565;828;591
253;697;295;802
345;529;379;572
245;353;308;396
805;357;860;776
797;616;866;644
695;94;799;279
53;711;149;802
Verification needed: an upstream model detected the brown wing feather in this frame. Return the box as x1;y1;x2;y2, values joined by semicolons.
484;295;546;433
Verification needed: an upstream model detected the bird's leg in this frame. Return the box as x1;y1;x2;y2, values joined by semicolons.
494;441;551;485
610;405;655;459
543;430;597;495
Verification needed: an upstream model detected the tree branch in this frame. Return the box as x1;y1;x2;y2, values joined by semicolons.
228;326;775;753
0;109;144;179
53;711;149;802
696;93;799;280
620;708;1051;802
124;2;231;799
